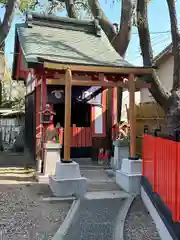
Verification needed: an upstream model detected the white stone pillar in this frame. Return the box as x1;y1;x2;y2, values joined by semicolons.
43;143;61;176
112;139;129;170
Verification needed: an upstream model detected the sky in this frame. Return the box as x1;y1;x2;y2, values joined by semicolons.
1;0;180;69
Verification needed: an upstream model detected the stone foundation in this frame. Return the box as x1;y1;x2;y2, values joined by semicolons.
49;161;87;198
116;158;142;195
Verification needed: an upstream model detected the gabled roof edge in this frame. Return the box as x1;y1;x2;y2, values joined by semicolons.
153;43;172;65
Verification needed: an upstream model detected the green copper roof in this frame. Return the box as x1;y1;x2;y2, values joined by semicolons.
16;12;132;68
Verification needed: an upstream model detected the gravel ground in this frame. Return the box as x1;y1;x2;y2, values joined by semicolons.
124;196;161;240
0;169;71;240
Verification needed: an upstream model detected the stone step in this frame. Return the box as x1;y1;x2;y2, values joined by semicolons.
87;180;120;192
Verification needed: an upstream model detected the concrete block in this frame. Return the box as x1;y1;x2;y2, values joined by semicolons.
116;170;141;195
49;161;87;198
115;158;142;195
55;161;81;179
121;158;142;174
49;175;87;197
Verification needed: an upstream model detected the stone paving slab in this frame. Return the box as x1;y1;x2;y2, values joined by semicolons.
80;168;120;192
84;190;129;200
81;169;111;181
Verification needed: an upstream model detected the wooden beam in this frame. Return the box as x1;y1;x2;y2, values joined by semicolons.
71;79;126;87
63;69;72;162
46;78;150;88
135;81;151;89
46;79;64;85
128;74;136;158
46;78;151;89
44;62;153;75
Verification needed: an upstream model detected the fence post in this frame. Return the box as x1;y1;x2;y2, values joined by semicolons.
142;126;149;176
175;131;180;221
153;129;160;192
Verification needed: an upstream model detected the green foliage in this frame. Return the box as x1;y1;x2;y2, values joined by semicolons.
1;61;25;110
18;0;38;12
0;0;38;11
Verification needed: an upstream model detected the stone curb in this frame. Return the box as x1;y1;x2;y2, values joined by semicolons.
51;199;80;240
114;196;135;240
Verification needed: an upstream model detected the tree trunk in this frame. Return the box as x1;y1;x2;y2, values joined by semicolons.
65;0;77;18
137;0;180;135
137;0;169;110
166;0;180;91
87;0;117;42
111;0;133;58
0;0;16;43
165;0;180;134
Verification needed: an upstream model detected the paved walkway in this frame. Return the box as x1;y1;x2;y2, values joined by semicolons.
80;168;120;192
66;197;128;240
62;167;162;240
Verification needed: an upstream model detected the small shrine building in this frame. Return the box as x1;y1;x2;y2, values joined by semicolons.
12;12;152;163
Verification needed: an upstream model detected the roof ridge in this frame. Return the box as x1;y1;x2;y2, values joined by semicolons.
25;11;101;37
153;43;172;64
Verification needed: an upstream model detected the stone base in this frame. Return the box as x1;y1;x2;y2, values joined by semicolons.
112;141;129;170
49;161;87;197
121;158;142;174
49;175;87;197
35;173;49;183
116;158;142;195
116;170;141;194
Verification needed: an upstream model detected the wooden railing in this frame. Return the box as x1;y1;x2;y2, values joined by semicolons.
143;134;180;222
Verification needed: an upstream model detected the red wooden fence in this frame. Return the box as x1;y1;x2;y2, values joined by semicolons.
58;125;92;147
143;134;180;222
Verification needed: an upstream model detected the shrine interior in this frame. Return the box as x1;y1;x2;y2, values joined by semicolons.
53;102;91;128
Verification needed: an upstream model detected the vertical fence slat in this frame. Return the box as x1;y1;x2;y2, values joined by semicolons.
143;134;155;186
176;142;180;221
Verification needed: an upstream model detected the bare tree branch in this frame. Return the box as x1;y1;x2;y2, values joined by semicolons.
111;0;133;58
88;0;116;42
137;0;169;109
0;0;16;44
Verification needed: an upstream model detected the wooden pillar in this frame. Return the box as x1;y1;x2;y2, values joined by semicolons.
63;68;72;162
128;74;136;158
